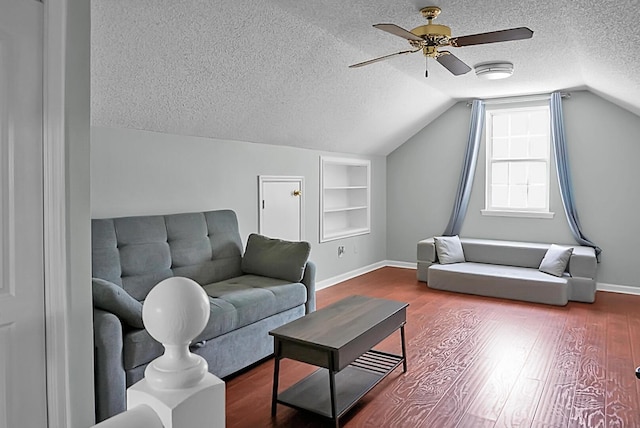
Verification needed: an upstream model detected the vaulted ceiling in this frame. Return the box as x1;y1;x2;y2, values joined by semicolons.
91;0;640;155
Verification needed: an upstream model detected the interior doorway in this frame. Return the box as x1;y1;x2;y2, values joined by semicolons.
258;176;305;241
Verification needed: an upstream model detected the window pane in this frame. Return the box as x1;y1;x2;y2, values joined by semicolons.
528;162;547;184
528;184;546;209
529;136;548;158
492;114;509;137
492;137;509;158
492;162;508;185
509;185;528;208
510;113;529;135
509;162;528;184
529;111;549;134
492;185;508;207
510;137;528;158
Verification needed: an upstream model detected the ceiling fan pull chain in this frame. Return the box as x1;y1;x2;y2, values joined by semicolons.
425;56;429;78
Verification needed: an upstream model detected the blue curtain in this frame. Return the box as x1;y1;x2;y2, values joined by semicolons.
550;91;601;257
443;99;485;236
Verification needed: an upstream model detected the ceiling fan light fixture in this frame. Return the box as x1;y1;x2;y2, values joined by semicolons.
474;62;514;80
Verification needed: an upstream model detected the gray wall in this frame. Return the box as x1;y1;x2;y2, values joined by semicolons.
387;90;640;288
91;127;387;283
92;90;640;288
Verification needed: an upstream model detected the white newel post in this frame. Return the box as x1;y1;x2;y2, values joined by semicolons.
128;276;225;427
93;277;225;428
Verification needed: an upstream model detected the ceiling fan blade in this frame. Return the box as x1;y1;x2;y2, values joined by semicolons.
373;23;423;41
436;51;472;75
450;27;533;47
349;49;420;68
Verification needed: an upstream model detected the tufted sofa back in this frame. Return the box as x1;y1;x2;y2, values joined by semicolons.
91;210;244;301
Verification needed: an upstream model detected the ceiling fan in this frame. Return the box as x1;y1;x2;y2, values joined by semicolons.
349;6;533;77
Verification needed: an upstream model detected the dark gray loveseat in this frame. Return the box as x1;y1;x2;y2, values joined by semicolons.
91;209;315;422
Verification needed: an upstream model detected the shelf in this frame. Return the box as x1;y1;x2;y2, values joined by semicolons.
324;186;368;190
323;206;368;213
276;350;404;420
323;227;369;241
320;157;370;243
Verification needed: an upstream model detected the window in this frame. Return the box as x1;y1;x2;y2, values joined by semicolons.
482;100;554;218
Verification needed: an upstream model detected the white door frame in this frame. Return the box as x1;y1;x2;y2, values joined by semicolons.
43;0;72;426
258;175;305;241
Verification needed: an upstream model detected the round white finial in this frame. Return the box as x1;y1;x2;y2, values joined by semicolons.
142;276;210;390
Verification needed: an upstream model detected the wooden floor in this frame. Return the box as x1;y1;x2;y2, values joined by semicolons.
225;267;640;427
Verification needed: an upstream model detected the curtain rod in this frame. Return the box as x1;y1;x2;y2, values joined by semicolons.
466;91;571;107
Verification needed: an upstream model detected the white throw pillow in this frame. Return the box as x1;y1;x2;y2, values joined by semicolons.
539;244;574;277
434;235;466;264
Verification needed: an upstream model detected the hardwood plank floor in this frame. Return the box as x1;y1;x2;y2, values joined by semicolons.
225;267;640;427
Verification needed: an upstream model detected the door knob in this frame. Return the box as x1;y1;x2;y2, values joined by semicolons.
293;190;302;196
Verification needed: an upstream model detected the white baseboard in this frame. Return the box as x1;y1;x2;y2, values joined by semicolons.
597;282;640;296
316;260;416;290
316;261;386;290
384;260;417;270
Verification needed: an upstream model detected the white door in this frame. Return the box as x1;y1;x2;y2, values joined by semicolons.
0;1;47;427
259;176;304;241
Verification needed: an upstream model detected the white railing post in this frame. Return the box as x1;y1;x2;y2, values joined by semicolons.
128;276;225;427
93;277;225;428
91;404;162;428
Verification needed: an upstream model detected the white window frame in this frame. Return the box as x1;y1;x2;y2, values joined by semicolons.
481;99;555;219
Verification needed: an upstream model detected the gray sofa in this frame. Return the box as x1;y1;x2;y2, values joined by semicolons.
92;209;316;422
417;237;597;306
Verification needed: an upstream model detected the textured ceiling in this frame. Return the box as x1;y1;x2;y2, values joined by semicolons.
91;0;640;155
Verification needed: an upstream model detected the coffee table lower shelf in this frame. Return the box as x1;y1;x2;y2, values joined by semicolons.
275;350;404;420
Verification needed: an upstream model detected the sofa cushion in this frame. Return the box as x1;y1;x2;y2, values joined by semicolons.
241;234;310;282
92;278;144;328
460;238;548;269
166;212;212;267
202;275;307;330
122;274;307;370
92;210;245;303
113;216;173;300
428;262;569;306
166;211;244;284
539;244;574;277
91;219;123;285
434;235;466;264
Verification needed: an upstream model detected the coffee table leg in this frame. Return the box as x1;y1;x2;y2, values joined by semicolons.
400;325;407;373
329;368;338;427
271;340;281;416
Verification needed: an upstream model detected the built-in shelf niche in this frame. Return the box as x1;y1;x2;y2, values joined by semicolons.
320;156;370;242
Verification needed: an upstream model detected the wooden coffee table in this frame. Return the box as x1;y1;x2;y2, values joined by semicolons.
269;295;408;427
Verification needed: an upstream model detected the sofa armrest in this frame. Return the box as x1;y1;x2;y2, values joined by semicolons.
93;308;126;422
92;278;144;329
568;246;597;279
302;261;316;314
417;238;437;263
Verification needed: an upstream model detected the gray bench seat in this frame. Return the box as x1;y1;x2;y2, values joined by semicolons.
429;262;568;306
